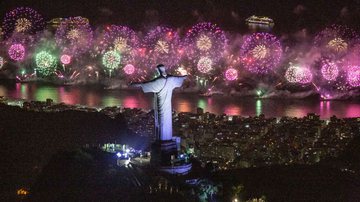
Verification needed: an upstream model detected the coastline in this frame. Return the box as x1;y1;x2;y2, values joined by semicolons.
1;96;359;120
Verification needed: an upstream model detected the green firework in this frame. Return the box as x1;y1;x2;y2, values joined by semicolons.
35;51;57;77
102;50;121;71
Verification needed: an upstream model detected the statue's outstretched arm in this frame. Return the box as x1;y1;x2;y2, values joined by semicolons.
129;78;157;87
172;75;187;88
130;78;163;93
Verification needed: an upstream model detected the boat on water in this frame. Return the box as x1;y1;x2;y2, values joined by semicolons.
245;15;274;26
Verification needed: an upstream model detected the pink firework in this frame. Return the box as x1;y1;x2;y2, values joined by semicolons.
101;25;139;64
55;17;93;56
8;43;25;61
241;32;282;74
321;60;339;81
123;64;135;75
142;26;181;69
184;22;227;62
314;25;359;58
197;56;213;74
60;54;71;65
347;66;360;87
285;64;313;84
2;7;44;39
298;68;313;84
225;68;238;81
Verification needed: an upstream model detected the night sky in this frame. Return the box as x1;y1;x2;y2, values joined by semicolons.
1;0;360;33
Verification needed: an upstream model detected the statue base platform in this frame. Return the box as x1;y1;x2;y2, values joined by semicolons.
150;140;192;175
150;140;178;166
158;163;192;175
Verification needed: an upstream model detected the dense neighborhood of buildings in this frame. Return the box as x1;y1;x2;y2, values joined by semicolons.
3;96;359;171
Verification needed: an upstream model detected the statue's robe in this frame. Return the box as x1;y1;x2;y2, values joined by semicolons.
139;75;186;141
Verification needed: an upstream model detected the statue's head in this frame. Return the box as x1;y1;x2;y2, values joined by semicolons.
157;64;167;77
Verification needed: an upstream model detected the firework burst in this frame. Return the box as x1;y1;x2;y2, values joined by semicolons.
314;58;350;99
241;32;282;74
225;68;238;81
35;51;57;77
142;26;181;69
327;38;348;53
185;22;227;62
314;25;359;58
8;43;26;61
123;64;135;75
347;65;360;87
285;64;313;84
55;17;93;56
101;25;139;65
102;50;121;72
320;59;339;81
197;56;213;74
176;66;189;76
2;7;44;39
60;54;71;65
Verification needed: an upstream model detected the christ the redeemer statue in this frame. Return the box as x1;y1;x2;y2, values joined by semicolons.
131;64;187;141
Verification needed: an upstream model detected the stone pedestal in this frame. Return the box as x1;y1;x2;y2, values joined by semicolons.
150;140;178;166
158;163;192;175
150;140;192;175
